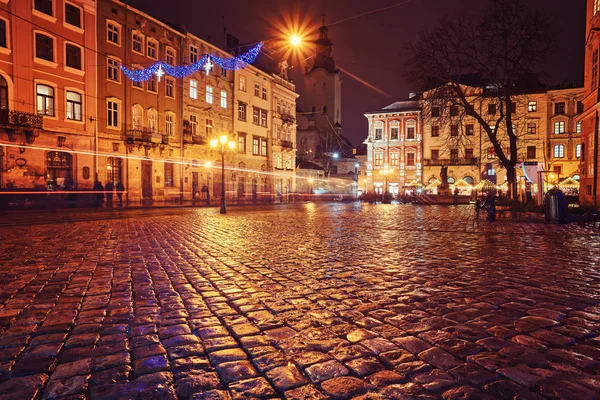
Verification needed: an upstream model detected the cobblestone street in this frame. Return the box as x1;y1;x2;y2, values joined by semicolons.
1;204;599;400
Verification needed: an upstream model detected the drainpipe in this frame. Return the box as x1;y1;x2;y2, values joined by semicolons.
594;110;599;208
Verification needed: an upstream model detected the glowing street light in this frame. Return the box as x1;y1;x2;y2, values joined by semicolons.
290;34;302;47
210;134;237;214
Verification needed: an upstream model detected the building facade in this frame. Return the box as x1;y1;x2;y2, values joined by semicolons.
1;0;97;190
580;0;600;207
0;0;299;205
364;100;423;195
96;0;185;203
547;87;584;184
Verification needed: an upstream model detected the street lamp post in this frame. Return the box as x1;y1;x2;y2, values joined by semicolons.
210;135;236;214
379;167;393;203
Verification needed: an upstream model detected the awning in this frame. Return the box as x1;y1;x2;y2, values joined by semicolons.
473;179;498;191
557;177;579;190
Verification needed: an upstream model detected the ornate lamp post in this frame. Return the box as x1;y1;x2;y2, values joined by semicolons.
210;135;236;214
379;167;393;202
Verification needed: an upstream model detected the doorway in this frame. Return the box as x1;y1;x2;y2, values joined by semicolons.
192;172;199;199
141;160;152;199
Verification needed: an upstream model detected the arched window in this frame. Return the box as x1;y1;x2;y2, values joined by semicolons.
148;109;157;132
132;105;143;130
238;161;246;168
300;137;308;153
573;174;580;181
463;176;475;184
447;177;455;184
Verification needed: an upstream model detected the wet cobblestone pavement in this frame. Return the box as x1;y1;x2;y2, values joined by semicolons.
0;203;599;399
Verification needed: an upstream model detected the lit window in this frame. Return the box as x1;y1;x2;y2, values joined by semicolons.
132;105;142;129
189;80;197;99
260;110;268;127
107;23;120;45
205;119;213;136
527;123;536;135
107;100;119;127
220;90;227;108
487;169;496;176
253;108;260;125
107;58;119;81
36;84;54;116
576;144;582;158
528;101;537;112
254;82;260;97
554;121;565;134
238;134;246;153
239;75;246;91
577;121;582;133
166;113;174;136
252;137;260;155
261;139;268;155
35;33;54;62
595;0;600;15
262;86;267;100
65;43;81;69
66;91;82;121
487;147;496;159
390;127;399;140
148;109;156;132
390;152;399;166
206;85;213;104
553;144;565;158
374;153;383;166
189;114;197;135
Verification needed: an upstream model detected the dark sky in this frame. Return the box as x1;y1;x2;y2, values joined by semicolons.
128;0;585;147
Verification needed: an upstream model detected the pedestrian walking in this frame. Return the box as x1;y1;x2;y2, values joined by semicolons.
93;181;104;207
486;192;496;222
116;181;125;207
475;198;483;219
105;181;115;208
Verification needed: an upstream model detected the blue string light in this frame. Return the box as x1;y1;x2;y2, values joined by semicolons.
121;43;263;82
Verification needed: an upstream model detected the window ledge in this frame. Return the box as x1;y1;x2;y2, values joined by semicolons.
0;47;11;55
42;115;58;121
132;85;144;91
147;90;158;95
64;66;85;76
34;57;58;68
132;49;144;56
32;9;57;23
106;125;121;130
66;119;85;125
64;23;84;34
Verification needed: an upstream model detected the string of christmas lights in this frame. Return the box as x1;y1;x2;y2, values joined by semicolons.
120;43;263;82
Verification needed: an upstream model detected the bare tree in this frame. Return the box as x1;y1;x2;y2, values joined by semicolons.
406;0;555;198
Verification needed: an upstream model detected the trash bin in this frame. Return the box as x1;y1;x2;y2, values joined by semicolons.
545;188;567;224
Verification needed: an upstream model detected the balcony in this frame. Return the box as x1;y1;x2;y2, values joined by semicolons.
424;158;478;166
0;109;44;129
183;132;207;145
125;127;163;144
281;114;296;124
272;139;295;149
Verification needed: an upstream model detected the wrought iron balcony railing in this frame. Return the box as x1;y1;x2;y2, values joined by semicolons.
0;109;44;129
183;132;207;145
424;158;478;166
125;127;163;144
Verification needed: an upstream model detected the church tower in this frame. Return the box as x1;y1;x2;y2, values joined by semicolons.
300;19;342;134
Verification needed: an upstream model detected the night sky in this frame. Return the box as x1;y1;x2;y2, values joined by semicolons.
127;0;585;147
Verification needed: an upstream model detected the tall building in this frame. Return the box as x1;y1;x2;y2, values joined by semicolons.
580;0;600;208
364;99;423;195
0;1;299;205
96;0;184;203
547;87;584;184
0;0;97;190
